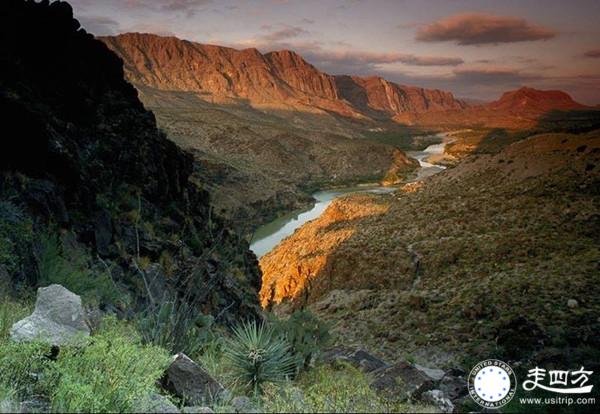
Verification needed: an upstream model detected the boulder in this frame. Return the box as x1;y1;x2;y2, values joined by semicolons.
414;363;446;381
421;390;455;413
160;353;223;405
438;375;468;401
370;360;434;400
134;394;179;413
230;396;259;413
320;346;388;373
10;284;90;345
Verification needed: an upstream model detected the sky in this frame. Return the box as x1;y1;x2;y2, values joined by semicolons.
68;0;600;104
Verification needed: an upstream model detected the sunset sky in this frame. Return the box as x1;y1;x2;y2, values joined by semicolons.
69;0;600;104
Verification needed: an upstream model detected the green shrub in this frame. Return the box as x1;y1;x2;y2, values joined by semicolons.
261;363;432;413
48;317;170;413
0;340;54;400
37;233;123;305
224;320;295;395
136;300;216;356
0;297;31;341
270;310;331;374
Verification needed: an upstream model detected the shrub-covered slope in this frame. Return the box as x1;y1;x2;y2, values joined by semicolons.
260;130;600;369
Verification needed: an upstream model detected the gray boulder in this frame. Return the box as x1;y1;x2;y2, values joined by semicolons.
160;353;224;405
10;284;90;345
422;390;455;413
370;361;434;400
414;363;446;381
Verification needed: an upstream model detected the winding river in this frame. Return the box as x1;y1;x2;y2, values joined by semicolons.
249;134;448;258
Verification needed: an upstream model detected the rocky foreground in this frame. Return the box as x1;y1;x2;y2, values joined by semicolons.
260;130;600;371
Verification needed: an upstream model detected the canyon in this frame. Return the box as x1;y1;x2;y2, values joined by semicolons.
101;33;595;234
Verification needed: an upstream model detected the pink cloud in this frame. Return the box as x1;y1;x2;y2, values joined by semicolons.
583;49;600;58
416;13;557;45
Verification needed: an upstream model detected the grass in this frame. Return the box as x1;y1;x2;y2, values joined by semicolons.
48;318;170;413
0;315;170;413
0;295;31;341
260;363;434;413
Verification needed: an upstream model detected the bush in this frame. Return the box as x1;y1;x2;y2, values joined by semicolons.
0;340;54;400
37;233;123;305
0;317;170;413
261;363;431;413
225;320;295;395
48;317;170;413
270;310;331;374
136;300;216;356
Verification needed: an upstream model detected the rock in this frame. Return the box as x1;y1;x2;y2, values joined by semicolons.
421;390;455;413
414;363;446;381
370;361;434;400
10;284;90;346
438;375;468;401
134;394;179;413
320;346;388;373
160;353;223;405
182;407;215;414
352;349;389;373
0;397;19;413
567;299;578;308
19;397;51;413
230;396;259;413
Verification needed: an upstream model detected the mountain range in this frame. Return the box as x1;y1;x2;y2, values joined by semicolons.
100;33;468;121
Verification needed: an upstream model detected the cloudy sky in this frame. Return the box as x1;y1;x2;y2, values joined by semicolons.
69;0;600;104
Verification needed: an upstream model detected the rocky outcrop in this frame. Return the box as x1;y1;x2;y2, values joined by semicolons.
160;353;224;405
0;0;260;322
10;284;90;346
334;75;466;118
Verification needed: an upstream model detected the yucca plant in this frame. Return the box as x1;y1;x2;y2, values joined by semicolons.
225;320;295;395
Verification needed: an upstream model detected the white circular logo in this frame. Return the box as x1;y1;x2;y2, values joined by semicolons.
468;359;517;408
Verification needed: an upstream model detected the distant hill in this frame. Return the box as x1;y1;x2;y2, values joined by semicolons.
398;87;591;129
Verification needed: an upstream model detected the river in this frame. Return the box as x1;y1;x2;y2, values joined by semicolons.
249;134;448;258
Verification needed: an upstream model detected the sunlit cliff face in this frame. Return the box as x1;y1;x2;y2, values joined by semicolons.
259;194;390;308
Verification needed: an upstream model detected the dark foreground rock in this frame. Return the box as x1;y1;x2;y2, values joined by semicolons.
160;353;223;405
10;284;89;345
0;0;261;324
